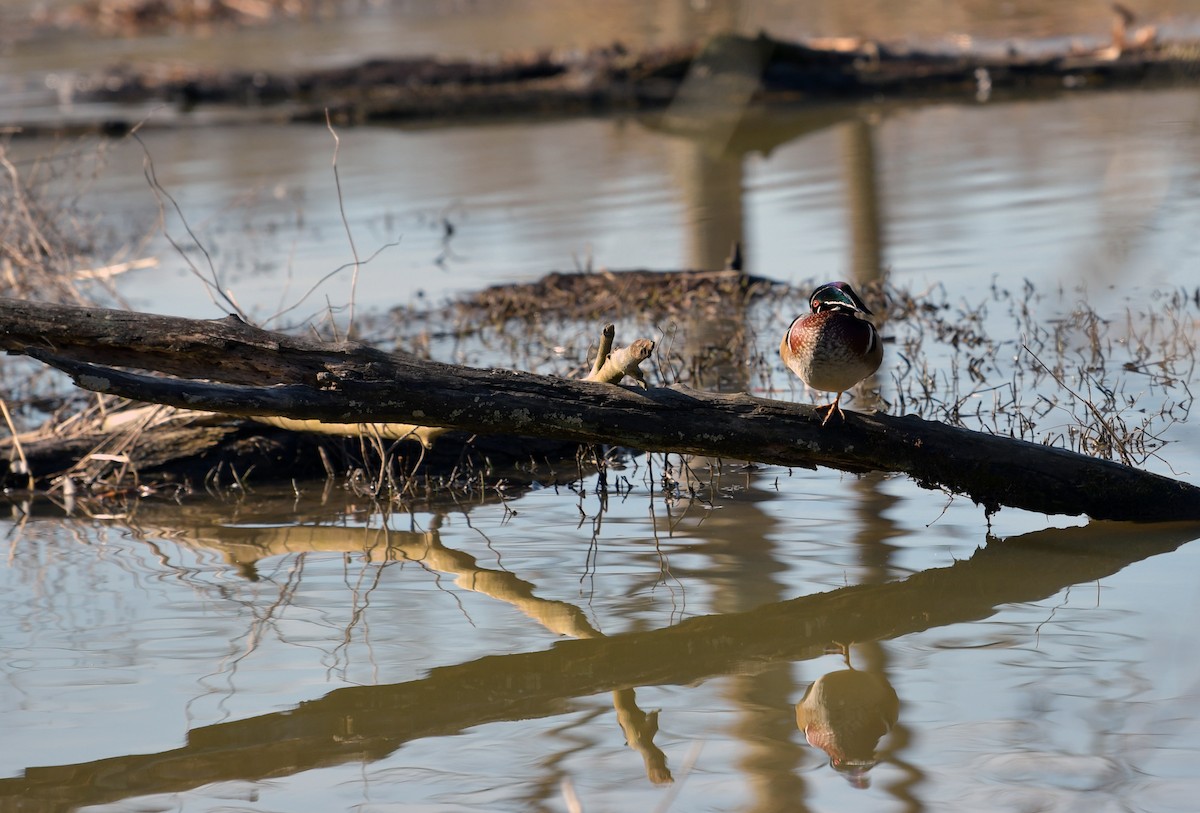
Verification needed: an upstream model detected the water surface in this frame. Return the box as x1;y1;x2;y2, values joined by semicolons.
3;4;1200;812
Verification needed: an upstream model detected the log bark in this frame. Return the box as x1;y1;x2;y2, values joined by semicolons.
3;297;1200;521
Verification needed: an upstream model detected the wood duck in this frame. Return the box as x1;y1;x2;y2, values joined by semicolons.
780;281;882;425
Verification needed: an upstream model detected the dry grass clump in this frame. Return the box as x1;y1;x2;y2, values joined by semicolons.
883;279;1198;467
0;140;138;306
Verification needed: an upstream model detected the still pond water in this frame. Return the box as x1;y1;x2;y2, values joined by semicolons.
4;4;1200;812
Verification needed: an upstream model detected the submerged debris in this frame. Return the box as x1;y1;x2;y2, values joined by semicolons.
457;268;783;324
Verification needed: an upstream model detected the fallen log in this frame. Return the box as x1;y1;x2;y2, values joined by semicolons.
23;22;1200;135
2;296;1199;522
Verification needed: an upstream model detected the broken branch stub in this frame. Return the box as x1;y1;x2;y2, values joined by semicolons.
585;323;655;388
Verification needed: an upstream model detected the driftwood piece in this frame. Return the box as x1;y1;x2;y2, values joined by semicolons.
5;519;1199;810
585;323;654;388
2;297;1200;521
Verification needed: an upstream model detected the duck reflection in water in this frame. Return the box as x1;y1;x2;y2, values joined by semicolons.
795;648;900;787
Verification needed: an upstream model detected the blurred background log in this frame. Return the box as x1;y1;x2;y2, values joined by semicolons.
24;25;1200;135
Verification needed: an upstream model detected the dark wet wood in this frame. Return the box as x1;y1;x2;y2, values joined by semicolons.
3;297;1200;521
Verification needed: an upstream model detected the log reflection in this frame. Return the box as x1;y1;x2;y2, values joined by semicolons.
5;517;1197;813
132;502;677;784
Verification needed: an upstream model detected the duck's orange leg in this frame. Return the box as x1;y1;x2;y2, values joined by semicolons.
818;394;846;426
